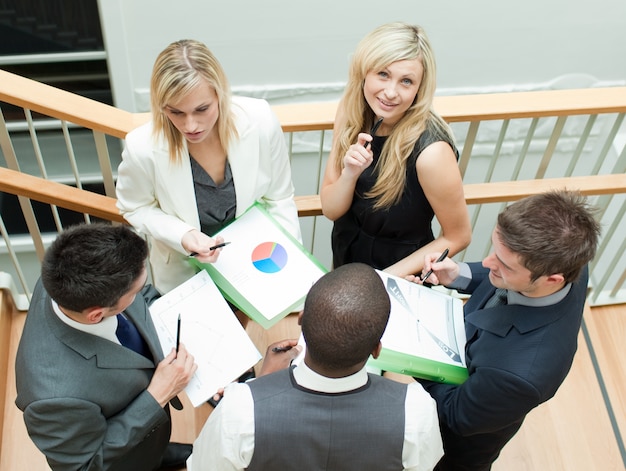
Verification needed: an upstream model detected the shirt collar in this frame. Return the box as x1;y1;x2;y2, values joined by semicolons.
51;299;120;345
467;283;574;336
292;360;369;393
506;283;571;307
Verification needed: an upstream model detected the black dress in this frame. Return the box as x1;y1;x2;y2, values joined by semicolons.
331;125;457;272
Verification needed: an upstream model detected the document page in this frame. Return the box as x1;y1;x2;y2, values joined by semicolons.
196;203;327;327
149;270;262;407
376;271;467;368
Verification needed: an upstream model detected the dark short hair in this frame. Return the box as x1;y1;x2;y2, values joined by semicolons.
41;223;148;311
497;190;601;283
301;263;391;370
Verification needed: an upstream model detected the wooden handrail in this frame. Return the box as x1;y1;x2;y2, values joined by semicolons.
274;87;626;130
462;174;626;204
2;69;626;136
0;70;147;139
0;167;125;222
2;166;625;222
432;87;626;122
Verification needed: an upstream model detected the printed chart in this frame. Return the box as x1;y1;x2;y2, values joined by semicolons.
194;204;328;327
368;270;468;384
149;271;261;406
251;242;288;273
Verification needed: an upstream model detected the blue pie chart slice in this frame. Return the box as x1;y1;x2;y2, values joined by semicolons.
251;242;288;273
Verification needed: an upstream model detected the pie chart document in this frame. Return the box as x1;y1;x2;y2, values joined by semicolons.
190;203;328;329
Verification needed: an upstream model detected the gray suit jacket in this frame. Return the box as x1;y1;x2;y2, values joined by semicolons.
15;280;171;471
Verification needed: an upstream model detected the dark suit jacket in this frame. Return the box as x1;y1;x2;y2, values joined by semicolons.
419;263;589;471
15;280;170;471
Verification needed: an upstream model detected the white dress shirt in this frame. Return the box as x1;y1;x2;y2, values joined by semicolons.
51;299;121;345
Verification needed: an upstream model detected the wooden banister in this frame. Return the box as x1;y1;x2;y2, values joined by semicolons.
0;167;124;222
0;70;146;139
433;87;626;122
2;69;626;137
462;174;626;204
274;87;626;131
2;166;625;222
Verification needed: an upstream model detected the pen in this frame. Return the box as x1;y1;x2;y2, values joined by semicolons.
188;241;231;257
421;248;450;283
176;314;181;353
209;241;230;250
363;117;383;150
272;346;293;353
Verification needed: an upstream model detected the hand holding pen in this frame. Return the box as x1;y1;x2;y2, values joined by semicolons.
188;241;230;258
421;248;449;283
259;340;302;376
342;117;383;178
363;117;383;150
181;229;226;261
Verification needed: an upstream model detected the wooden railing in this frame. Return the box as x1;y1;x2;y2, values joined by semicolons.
1;69;626;307
3;166;626;223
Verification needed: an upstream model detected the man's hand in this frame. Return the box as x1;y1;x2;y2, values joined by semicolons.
408;252;460;287
147;344;197;407
259;339;302;377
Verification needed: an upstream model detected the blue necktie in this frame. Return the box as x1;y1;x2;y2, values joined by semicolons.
116;314;152;360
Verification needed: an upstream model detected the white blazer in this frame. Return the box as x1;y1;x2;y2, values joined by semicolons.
116;96;301;293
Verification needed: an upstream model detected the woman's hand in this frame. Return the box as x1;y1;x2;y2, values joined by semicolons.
341;133;375;179
181;229;225;263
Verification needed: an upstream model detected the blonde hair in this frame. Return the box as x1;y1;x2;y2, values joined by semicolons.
150;39;238;163
335;22;454;209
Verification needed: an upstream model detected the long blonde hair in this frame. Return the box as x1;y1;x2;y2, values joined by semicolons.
335;22;454;209
150;39;238;163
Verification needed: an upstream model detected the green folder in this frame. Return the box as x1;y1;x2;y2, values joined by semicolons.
189;202;328;329
368;271;469;385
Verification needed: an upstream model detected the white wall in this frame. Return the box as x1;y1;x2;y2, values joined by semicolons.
98;0;626;112
96;0;626;275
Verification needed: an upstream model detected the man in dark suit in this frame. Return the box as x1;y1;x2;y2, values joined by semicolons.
15;223;197;471
413;190;601;470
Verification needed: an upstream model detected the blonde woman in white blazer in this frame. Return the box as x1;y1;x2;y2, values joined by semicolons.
116;40;301;294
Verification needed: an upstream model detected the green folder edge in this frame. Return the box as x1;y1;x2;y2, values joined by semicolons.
367;348;469;385
189;202;329;329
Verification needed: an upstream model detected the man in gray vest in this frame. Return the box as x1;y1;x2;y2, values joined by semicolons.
190;262;443;471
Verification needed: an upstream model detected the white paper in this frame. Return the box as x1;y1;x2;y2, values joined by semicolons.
376;271;467;368
149;271;262;407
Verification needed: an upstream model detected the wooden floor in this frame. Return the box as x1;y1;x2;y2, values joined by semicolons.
2;292;625;470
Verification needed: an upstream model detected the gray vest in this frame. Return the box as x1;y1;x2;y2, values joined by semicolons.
247;367;407;471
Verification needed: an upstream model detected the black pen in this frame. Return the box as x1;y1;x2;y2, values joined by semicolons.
175;314;181;354
272;346;293;353
421;248;450;283
363;117;383;150
188;241;231;257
